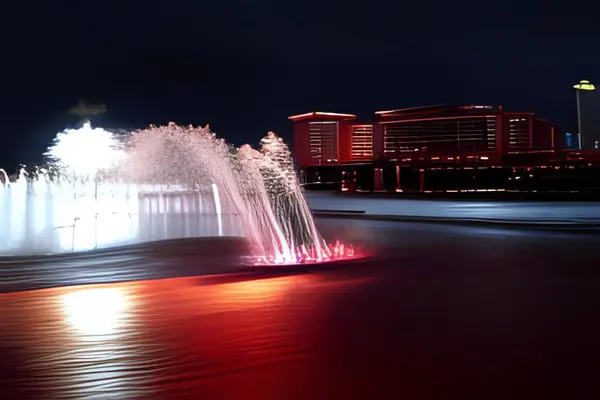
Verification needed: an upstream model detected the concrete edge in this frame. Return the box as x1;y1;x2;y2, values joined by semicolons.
312;211;600;231
311;208;366;214
0;255;381;294
200;255;381;285
0;237;251;265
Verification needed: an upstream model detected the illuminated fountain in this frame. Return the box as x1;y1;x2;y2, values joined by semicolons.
0;121;355;263
0;122;137;254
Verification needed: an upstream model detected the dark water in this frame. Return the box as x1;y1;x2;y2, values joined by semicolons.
1;220;599;398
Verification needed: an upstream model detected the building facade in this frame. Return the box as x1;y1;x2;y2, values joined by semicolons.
289;106;600;192
290;105;561;168
289;112;359;166
375;105;562;157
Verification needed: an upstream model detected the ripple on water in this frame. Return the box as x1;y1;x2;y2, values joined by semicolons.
0;273;372;398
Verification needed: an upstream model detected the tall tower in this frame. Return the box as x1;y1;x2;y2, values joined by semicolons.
573;80;599;150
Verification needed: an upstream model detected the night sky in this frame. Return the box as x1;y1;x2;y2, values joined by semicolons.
1;1;598;169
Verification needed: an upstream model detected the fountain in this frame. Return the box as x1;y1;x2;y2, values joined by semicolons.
0;121;356;263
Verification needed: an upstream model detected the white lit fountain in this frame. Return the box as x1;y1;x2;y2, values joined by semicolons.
0;121;355;263
0;121;134;254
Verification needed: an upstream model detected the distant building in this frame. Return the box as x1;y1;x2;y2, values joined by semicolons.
373;105;559;159
565;132;578;149
290;105;561;168
289;112;358;167
288;105;600;192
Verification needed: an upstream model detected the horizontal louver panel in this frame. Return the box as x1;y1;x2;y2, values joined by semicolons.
351;125;373;159
309;121;338;162
383;117;496;153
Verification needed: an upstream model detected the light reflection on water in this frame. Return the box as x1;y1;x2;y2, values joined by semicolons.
61;287;131;338
0;273;371;398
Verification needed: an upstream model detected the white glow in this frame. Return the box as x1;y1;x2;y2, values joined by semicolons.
61;287;130;338
45;121;126;176
212;183;223;236
2;122;347;263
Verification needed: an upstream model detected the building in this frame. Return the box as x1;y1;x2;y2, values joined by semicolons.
290;105;561;168
289;112;359;166
577;89;600;150
289;105;600;193
374;105;560;157
565;132;578;149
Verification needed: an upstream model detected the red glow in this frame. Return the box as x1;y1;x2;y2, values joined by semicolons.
254;240;362;265
375;104;452;114
293;104;561;169
378;114;496;124
288;112;357;121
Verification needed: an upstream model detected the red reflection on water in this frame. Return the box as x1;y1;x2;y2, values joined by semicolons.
0;274;373;399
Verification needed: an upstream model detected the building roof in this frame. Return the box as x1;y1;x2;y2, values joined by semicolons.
288;111;357;121
375;105;496;115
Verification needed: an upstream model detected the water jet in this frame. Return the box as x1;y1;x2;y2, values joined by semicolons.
0;121;358;264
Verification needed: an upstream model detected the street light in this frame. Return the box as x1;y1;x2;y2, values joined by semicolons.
573;79;596;150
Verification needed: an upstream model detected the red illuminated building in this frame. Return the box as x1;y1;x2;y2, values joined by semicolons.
290;105;561;166
290;105;600;192
289;112;361;166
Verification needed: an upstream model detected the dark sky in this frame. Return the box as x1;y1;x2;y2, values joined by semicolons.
1;0;598;169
